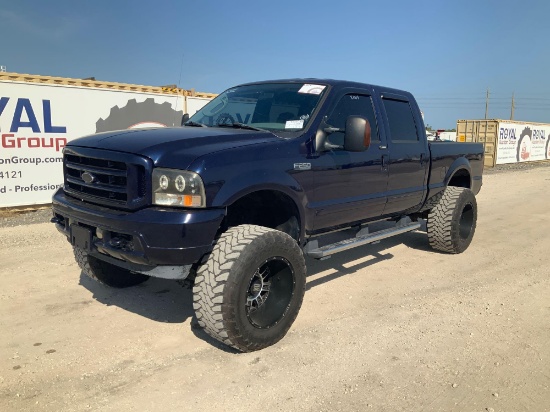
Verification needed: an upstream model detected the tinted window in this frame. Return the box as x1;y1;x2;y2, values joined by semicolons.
383;99;418;141
326;94;379;146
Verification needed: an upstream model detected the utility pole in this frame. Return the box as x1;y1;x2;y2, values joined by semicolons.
510;92;515;120
485;88;489;119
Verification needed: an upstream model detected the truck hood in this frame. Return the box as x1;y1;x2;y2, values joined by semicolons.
68;127;280;168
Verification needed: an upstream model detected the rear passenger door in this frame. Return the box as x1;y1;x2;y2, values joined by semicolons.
379;93;429;215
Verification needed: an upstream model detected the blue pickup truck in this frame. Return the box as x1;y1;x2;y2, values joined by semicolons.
52;79;483;352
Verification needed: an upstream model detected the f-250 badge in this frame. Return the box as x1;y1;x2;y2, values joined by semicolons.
294;163;311;170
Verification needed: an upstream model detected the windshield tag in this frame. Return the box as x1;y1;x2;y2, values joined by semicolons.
298;84;326;95
285;120;304;129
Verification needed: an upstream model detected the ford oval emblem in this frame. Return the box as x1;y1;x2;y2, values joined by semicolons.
81;172;96;184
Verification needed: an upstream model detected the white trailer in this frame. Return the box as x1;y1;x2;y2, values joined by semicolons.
0;72;215;207
438;131;456;141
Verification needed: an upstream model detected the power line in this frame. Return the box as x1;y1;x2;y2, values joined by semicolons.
416;90;550;124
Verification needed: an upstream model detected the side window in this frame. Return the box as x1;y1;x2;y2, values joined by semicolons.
326;94;379;147
382;99;418;142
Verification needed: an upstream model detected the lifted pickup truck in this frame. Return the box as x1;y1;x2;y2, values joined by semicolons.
52;79;483;352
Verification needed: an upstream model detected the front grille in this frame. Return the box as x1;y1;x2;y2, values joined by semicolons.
63;148;151;210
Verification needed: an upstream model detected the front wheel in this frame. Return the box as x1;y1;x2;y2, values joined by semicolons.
192;225;306;352
73;247;150;288
427;187;477;254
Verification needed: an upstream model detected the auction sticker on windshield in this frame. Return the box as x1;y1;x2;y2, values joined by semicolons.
285;120;304;129
298;84;326;95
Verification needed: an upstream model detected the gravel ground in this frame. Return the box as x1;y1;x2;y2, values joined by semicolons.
0;208;52;228
484;159;550;174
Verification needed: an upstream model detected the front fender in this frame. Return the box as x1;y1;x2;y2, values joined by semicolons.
215;168;306;206
187;139;311;236
204;167;309;240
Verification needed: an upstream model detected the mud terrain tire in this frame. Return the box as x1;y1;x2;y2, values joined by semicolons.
427;187;477;254
73;246;149;288
192;225;306;352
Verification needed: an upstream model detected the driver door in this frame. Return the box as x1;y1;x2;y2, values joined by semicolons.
311;90;389;230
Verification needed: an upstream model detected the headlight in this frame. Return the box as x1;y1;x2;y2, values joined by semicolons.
152;168;206;208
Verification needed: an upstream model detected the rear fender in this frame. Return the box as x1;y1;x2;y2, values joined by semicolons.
422;157;472;212
444;157;472;188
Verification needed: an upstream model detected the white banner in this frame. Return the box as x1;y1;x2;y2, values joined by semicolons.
0;81;211;207
496;122;550;164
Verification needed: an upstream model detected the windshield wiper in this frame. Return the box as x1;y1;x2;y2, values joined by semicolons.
217;122;268;132
184;121;207;128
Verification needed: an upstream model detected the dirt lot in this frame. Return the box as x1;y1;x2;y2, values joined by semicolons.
1;164;549;412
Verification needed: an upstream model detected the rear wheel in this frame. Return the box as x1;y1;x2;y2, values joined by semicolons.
73;246;149;288
192;225;306;352
427;187;477;254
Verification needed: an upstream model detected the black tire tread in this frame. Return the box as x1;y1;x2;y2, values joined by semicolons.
73;246;100;282
72;246;149;288
427;187;476;254
192;225;305;352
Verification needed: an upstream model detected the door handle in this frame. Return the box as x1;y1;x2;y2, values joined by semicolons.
379;145;387;150
420;153;427;165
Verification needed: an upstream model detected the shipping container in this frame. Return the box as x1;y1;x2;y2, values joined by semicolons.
0;72;216;208
457;119;550;167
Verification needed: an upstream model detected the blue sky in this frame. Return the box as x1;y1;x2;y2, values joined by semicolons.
1;0;549;129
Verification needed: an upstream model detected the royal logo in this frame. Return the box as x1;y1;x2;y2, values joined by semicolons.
499;128;516;140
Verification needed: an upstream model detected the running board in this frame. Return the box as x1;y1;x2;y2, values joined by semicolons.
305;222;421;259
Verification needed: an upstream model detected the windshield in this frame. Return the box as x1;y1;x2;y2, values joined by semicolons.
188;83;327;132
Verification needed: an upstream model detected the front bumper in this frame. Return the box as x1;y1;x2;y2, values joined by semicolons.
52;188;225;269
